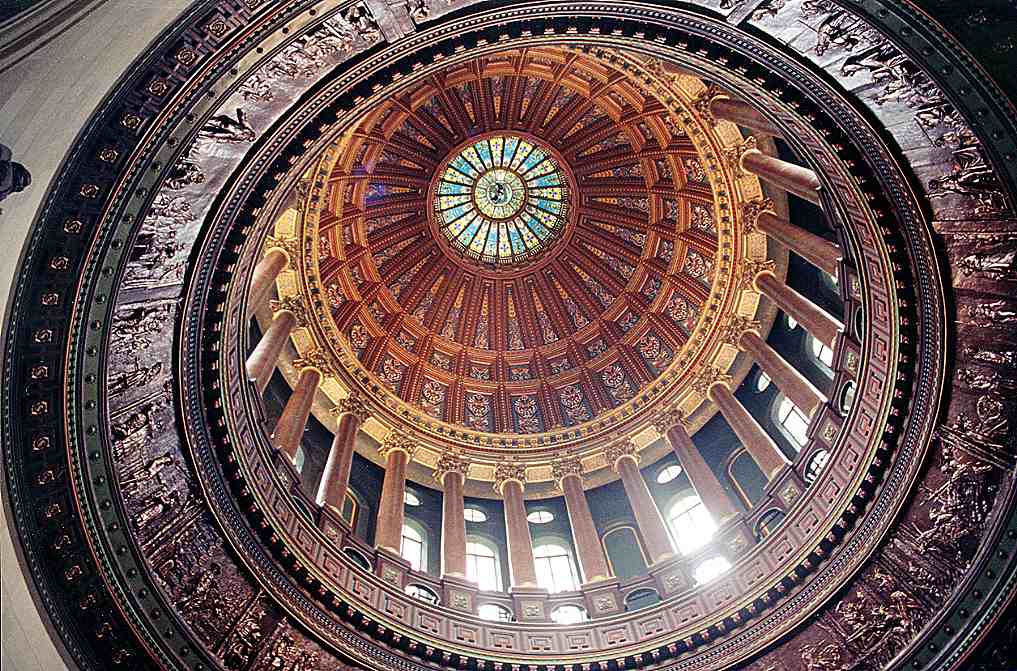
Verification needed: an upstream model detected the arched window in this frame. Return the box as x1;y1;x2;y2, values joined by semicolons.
463;507;487;523
667;494;715;555
804;449;830;485
693;556;731;584
343;547;372;572
726;449;766;508
624;588;660;612
551;604;588;625
466;538;503;592
809;334;835;369
404;584;439;605
401;521;426;572
293;445;306;473
776;395;810;449
341;491;359;527
838;380;857;416
656;464;683;484
602;526;648;580
754;509;786;540
477;603;513;622
533;542;579;593
755;370;772;393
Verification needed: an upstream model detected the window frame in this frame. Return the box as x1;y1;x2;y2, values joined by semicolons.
774;394;810;450
532;539;580;593
665;492;716;556
400;519;427;573
466;535;503;592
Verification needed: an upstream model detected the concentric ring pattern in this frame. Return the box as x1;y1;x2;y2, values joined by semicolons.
435;135;570;268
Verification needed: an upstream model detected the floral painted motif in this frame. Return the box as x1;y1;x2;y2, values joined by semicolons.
326;283;345;308
420;378;446;418
601;363;635;403
559;384;592;425
586;338;608;359
395;329;416;350
684;250;714;284
469;365;491;380
659;239;674;263
549;357;571;375
685;157;707;183
641;277;662;302
349;323;369;354
509;365;532;381
637;332;674;373
691;204;716;234
513;395;542;433
431;351;452;371
465;393;492;431
379;355;404;392
617;311;639;333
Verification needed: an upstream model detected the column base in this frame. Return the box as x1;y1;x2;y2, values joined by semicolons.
441;574;478;614
582;578;623;619
509;585;550;622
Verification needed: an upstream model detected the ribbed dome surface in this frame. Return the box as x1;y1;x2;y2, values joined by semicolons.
317;49;720;435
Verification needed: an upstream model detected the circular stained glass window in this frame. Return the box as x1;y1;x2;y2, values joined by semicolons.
433;135;570;268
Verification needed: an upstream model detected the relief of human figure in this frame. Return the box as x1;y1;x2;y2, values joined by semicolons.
199;108;256;144
109;360;163;397
131;488;179;530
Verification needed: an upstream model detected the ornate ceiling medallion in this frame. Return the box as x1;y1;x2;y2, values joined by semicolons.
432;134;572;270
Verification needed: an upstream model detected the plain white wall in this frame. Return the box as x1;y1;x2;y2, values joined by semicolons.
1;3;194;669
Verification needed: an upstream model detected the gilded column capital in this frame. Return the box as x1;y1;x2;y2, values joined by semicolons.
653;406;688;435
692;366;732;400
550;455;584;489
739;258;776;291
741;198;775;234
604;439;639;471
270;294;308;327
493;460;527;495
293;347;338;379
723;135;758;178
433;450;470;486
719;315;762;349
265;234;299;263
331;393;368;423
690;83;723;127
379;430;416;460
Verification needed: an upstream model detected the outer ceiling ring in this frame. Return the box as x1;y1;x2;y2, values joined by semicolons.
2;1;1014;671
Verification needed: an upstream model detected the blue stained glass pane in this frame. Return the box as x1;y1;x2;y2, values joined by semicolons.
476;141;493;169
451;156;478;177
458;215;484;245
483;225;499;256
439;182;468;195
508;226;526;254
503;137;519;165
471;221;492;252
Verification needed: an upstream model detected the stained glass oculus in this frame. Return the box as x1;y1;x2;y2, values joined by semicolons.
434;135;570;268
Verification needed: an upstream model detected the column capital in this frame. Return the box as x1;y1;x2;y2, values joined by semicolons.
493;460;527;495
719;315;762;349
265;235;298;263
293;347;338;379
723;135;758;178
550;455;584;489
379;430;416;460
331;393;368;423
270;294;309;327
692;365;732;400
434;449;470;485
690;83;723;126
739;258;776;292
740;198;775;234
653;406;688;435
604;439;639;471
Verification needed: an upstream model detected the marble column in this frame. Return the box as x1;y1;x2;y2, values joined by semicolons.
495;462;539;589
754;269;842;348
375;432;414;555
743;199;841;276
736;138;822;206
654;410;739;525
697;369;788;478
435;451;470;580
272;366;321;464
710;97;781;136
249;248;289;312
606;442;675;564
246;310;297;394
737;326;826;416
316;394;368;514
553;457;612;583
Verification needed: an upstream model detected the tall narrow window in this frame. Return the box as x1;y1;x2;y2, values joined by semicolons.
667;494;715;555
466;538;503;592
401;522;425;572
809;334;835;369
533;543;579;593
776;395;810;449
